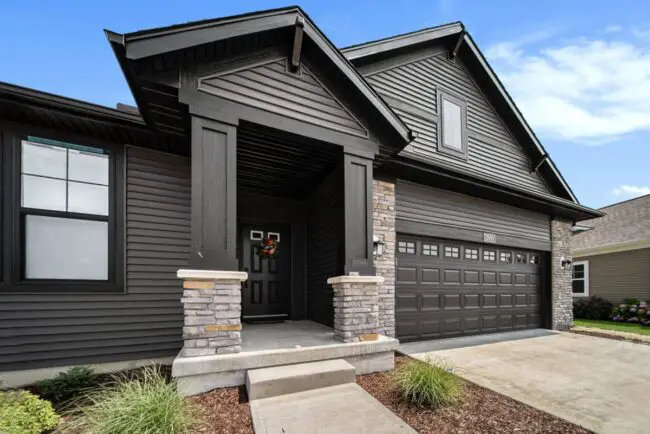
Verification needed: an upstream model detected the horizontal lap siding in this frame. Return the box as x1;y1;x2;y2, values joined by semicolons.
365;53;551;196
199;58;368;138
575;249;650;303
396;181;551;244
0;147;190;371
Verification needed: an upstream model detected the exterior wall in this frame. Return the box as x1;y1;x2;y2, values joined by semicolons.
551;219;573;330
396;180;551;250
574;249;650;303
362;50;552;197
306;166;343;327
0;145;190;373
373;179;396;337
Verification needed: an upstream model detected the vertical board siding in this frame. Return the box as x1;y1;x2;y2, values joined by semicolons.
396;181;551;244
306;167;342;326
0;146;190;371
365;53;551;196
199;57;368;138
575;249;650;303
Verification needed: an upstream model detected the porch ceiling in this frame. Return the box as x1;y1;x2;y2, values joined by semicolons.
237;122;340;199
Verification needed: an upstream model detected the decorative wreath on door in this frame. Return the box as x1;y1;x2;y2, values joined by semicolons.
255;237;279;259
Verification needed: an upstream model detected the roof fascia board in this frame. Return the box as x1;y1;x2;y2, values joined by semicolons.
342;23;464;60
125;12;297;60
573;240;650;257
462;34;579;203
301;21;410;143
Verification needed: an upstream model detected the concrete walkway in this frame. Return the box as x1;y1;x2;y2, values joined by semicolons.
250;383;415;433
405;331;650;434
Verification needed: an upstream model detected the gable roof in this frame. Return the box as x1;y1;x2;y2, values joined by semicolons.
105;6;411;147
573;194;650;255
342;25;579;204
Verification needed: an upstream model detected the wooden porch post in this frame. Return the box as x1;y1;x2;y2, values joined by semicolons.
189;115;238;270
342;152;374;275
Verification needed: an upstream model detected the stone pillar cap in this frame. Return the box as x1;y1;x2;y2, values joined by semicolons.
327;275;384;284
177;269;248;281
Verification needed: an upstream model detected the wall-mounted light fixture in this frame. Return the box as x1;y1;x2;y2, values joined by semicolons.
561;256;573;270
373;235;385;258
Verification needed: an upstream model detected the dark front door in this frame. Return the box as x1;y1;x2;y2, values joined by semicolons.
240;225;291;320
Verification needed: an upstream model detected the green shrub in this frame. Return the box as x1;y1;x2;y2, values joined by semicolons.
392;358;464;408
38;366;98;404
573;296;613;320
64;365;198;434
0;390;60;434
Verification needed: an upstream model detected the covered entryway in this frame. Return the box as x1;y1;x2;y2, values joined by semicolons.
395;235;544;341
394;181;551;342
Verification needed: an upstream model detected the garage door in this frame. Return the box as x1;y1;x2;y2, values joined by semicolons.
395;235;544;342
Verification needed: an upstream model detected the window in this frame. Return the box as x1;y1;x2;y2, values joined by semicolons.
530;254;540;264
398;241;415;255
464;248;478;260
20;138;112;282
483;250;496;262
515;253;527;264
572;261;589;297
422;243;438;256
500;251;512;263
444;246;460;258
439;92;467;158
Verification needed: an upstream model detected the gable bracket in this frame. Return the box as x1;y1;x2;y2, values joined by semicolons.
291;16;305;72
531;153;549;173
449;30;466;60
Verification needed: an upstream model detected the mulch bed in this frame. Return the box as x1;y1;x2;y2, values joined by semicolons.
357;356;591;434
188;385;253;434
571;329;650;345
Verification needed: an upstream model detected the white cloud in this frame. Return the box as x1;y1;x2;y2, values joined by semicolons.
612;185;650;197
485;33;650;144
604;24;622;33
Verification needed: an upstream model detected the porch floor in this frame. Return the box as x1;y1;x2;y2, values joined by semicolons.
241;320;336;352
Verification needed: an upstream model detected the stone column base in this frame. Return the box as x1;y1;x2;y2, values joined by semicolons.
328;275;384;343
177;269;248;357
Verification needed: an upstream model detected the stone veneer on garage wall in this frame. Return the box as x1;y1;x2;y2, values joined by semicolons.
373;179;396;337
551;219;573;330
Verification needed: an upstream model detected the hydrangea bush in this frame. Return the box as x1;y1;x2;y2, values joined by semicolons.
611;300;650;325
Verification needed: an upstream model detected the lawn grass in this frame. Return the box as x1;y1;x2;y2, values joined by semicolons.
573;319;650;336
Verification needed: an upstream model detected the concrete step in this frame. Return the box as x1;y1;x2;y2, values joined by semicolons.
246;359;356;400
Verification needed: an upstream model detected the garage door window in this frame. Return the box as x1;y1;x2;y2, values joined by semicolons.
444;246;460;258
483;250;496;261
515;252;527;264
398;241;415;254
422;243;438;256
500;251;512;263
572;261;589;297
530;254;540;264
464;248;479;260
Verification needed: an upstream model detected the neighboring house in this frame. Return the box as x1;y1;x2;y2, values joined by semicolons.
0;6;601;386
572;195;650;302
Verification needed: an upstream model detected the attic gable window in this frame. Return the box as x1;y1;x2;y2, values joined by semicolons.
439;92;468;159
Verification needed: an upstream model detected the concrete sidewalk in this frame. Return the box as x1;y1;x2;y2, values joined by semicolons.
250;383;415;433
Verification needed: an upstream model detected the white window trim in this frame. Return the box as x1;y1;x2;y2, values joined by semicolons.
572;260;589;297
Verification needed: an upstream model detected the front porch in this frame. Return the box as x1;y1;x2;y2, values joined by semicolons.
172;320;398;396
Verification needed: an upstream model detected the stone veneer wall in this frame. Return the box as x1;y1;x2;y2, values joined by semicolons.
373;179;396;337
551;219;573;330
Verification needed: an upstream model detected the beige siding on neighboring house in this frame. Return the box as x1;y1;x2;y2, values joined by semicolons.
575;248;650;302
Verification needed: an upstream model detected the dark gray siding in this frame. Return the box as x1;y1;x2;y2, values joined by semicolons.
198;57;368;138
306;166;343;326
365;52;551;196
575;249;650;303
396;181;551;251
0;146;189;371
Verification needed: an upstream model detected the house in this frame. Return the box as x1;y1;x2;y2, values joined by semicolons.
0;6;602;391
572;195;650;303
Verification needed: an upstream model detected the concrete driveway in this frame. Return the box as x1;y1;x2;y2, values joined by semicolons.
401;331;650;434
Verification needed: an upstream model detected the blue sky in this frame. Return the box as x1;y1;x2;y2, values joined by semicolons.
2;0;649;209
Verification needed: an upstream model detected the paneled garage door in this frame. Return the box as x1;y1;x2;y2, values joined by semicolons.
395;235;545;342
